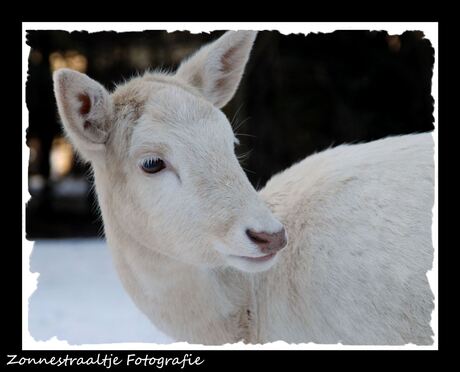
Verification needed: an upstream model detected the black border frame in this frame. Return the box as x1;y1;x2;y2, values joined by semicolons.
3;14;451;369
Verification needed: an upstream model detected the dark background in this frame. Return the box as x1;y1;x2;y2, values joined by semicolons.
25;29;434;239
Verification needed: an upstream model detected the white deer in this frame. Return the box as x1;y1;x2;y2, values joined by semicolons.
53;30;434;345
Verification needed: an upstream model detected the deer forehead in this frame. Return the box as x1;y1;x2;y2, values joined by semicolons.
109;74;236;162
129;109;235;163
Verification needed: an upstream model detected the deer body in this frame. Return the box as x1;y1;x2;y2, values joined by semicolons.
53;31;434;345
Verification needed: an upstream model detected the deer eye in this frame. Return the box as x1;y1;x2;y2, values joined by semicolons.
140;157;166;174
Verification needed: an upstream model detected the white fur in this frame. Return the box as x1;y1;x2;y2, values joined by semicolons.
53;31;434;345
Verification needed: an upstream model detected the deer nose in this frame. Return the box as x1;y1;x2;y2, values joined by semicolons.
246;228;287;254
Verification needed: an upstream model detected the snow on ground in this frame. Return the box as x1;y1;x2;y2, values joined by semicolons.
29;239;174;345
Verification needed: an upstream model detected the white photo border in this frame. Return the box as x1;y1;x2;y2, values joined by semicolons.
22;22;439;351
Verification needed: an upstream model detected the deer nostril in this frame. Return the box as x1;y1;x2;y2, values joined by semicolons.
246;229;270;244
246;228;287;253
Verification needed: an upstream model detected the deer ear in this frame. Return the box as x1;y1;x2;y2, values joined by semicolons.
175;30;257;108
53;68;113;161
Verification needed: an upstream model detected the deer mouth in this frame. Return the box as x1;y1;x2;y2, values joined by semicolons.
230;252;278;263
